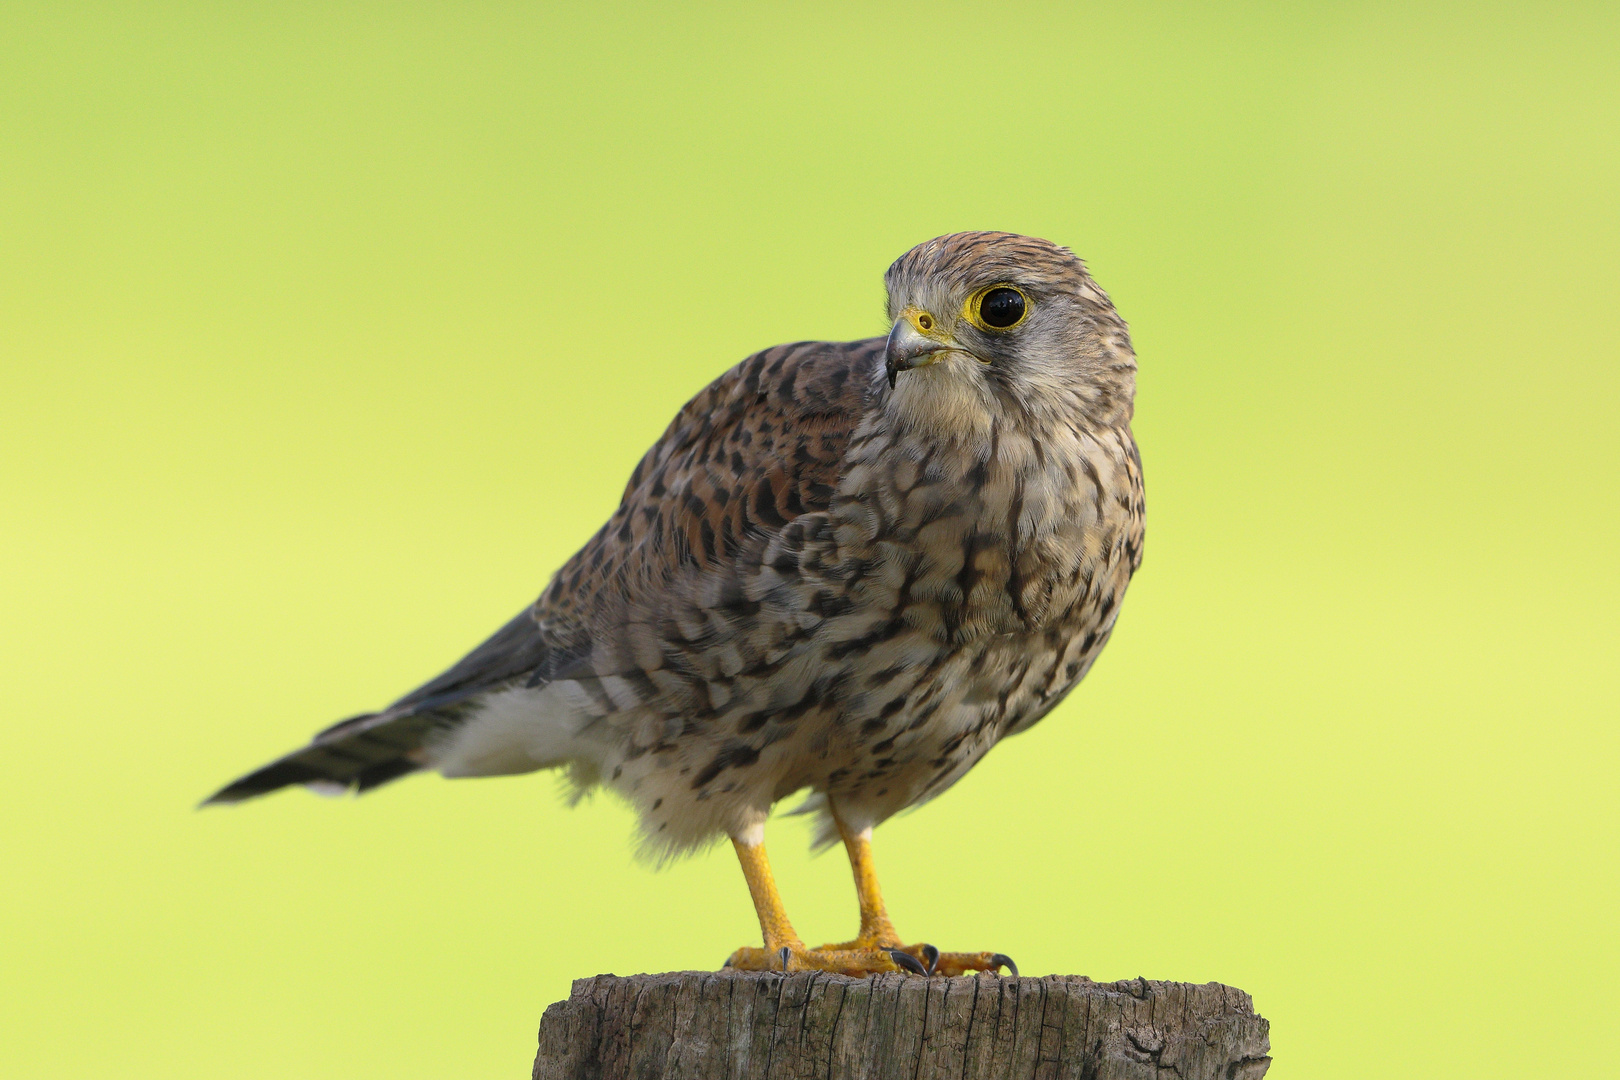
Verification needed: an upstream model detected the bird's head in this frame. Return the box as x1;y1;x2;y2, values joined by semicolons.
881;232;1136;440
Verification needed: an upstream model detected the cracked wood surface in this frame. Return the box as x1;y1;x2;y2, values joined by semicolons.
533;970;1269;1079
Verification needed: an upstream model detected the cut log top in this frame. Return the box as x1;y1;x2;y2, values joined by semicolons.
534;970;1270;1080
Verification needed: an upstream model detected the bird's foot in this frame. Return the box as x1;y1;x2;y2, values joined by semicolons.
877;943;1017;978
724;941;1016;977
724;943;902;975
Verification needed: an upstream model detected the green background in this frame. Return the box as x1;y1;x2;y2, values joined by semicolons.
3;3;1616;1077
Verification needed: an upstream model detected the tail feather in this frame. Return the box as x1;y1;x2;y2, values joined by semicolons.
202;711;435;805
204;606;562;806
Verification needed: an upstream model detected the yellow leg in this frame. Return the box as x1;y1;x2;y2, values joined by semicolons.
823;816;1016;976
820;812;899;948
722;814;1017;978
725;826;899;974
732;833;804;954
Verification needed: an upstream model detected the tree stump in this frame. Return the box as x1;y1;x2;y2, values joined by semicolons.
534;970;1270;1079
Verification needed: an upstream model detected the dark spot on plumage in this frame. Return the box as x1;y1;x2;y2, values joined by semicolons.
769;683;825;727
880;695;907;719
737;710;769;734
612;765;622;780
651;798;662;810
778;366;800;402
717;586;761;618
871;736;896;755
1006;480;1030;625
865;664;908;687
620;667;658;699
906;701;941;730
825;614;907;659
753;476;786;528
782;484;806;517
691;743;761;789
810;591;853;618
1079;454;1105;517
861;718;887;734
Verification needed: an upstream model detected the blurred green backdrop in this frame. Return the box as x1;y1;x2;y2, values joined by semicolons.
3;2;1616;1077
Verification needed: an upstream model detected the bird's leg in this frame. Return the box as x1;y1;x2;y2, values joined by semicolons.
814;813;900;950
730;826;804;958
721;818;1016;977
808;806;1018;979
723;824;900;975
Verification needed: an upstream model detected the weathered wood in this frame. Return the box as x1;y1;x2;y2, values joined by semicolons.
534;970;1270;1079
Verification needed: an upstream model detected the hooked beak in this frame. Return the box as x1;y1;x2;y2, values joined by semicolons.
885;314;949;389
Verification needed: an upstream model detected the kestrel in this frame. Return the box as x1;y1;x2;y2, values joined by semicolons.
209;232;1144;977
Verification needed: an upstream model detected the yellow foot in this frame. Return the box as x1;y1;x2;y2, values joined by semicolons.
725;942;1016;977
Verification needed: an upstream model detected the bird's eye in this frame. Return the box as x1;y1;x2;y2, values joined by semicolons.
977;287;1026;329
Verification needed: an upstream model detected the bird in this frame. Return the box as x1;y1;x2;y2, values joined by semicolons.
207;231;1145;977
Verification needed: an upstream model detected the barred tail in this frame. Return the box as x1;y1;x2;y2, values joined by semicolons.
201;711;434;805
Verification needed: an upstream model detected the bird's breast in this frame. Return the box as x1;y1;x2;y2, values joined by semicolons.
826;420;1142;646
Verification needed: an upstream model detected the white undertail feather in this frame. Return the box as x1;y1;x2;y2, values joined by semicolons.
426;684;597;779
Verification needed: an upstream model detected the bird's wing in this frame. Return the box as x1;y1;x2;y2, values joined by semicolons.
531;337;884;672
204;338;882;803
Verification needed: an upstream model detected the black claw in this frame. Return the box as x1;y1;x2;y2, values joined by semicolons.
921;943;940;976
990;953;1018;978
778;946;792;973
722;957;734;968
886;948;929;976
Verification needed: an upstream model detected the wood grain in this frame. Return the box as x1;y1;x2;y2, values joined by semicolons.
534;970;1270;1079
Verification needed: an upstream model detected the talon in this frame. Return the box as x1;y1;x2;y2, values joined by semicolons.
778;946;792;973
921;943;940;976
723;957;734;968
990;953;1018;978
886;948;929;976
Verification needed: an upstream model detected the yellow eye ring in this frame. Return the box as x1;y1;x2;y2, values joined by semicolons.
962;284;1029;331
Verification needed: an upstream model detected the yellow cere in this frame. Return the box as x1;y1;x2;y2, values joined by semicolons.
902;305;940;336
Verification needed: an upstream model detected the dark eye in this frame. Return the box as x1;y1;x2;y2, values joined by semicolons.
979;287;1026;328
